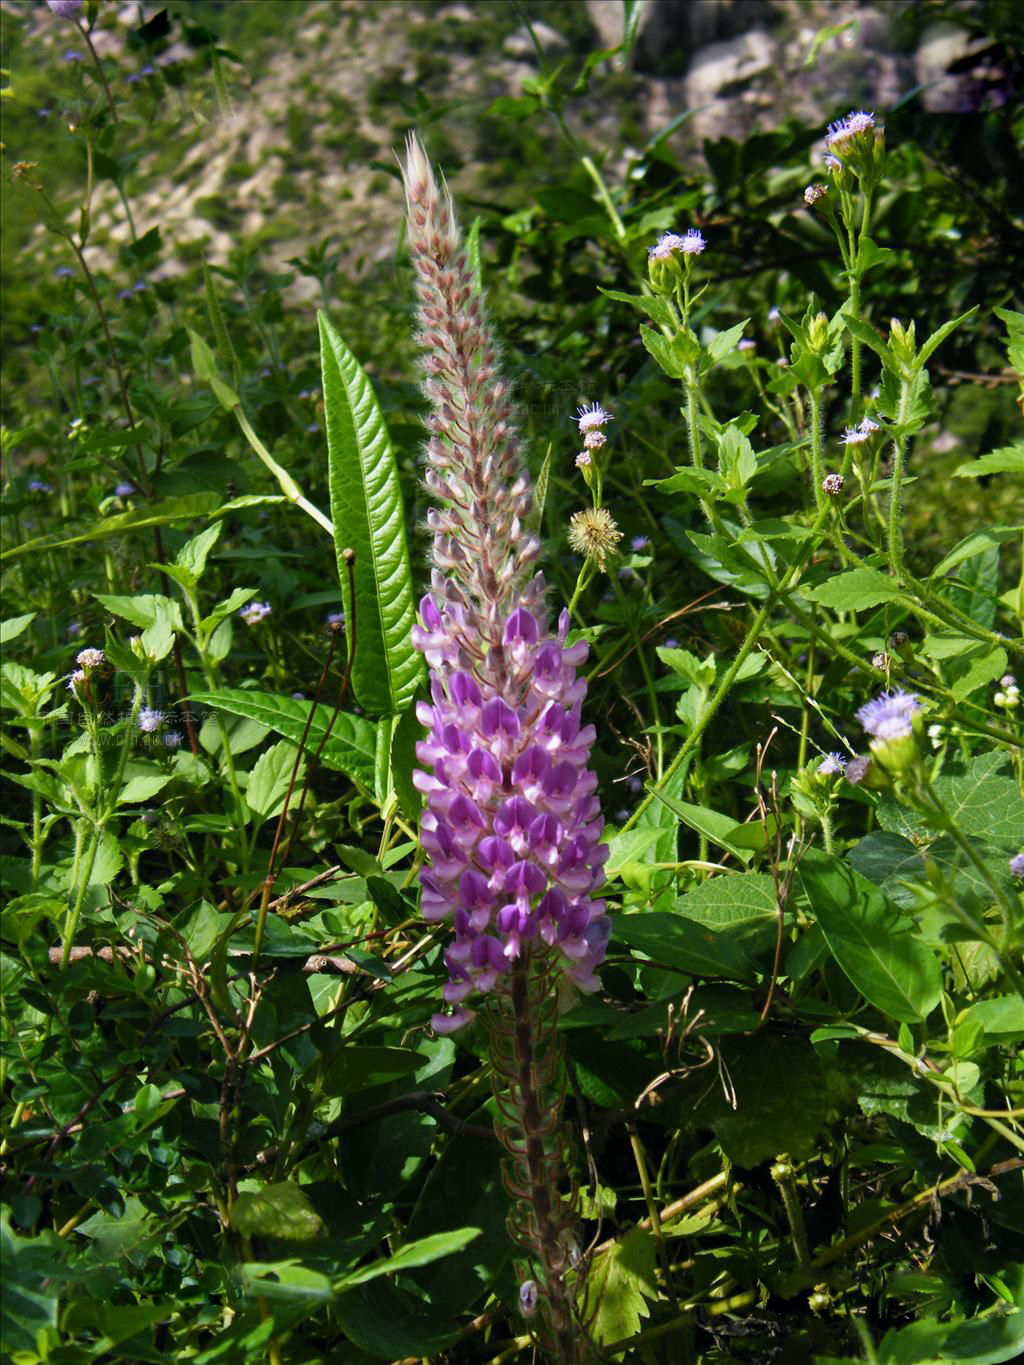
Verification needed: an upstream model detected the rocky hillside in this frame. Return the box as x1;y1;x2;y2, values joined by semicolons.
3;0;1004;298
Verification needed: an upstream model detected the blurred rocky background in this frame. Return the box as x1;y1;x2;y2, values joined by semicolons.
3;0;1019;295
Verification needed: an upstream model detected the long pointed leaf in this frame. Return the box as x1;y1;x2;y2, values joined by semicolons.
318;313;423;715
188;688;377;789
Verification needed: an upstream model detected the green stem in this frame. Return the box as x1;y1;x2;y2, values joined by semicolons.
887;375;915;581
74;16;119;125
61;828;100;967
809;389;826;513
684;376;703;471
622;596;774;833
581;155;626;243
234;406;333;535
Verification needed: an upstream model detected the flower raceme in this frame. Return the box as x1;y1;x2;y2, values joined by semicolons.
413;601;610;1033
402;134;610;1031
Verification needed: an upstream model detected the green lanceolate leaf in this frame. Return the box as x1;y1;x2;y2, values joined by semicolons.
318;312;424;715
799;849;943;1023
188;688;377;789
336;1228;482;1291
1;494;220;562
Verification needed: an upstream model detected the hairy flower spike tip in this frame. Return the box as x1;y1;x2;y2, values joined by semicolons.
568;507;623;571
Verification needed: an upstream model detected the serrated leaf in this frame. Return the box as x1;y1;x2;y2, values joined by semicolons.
951;444;1024;479
318;312;423;715
639;323;692;378
176;522;222;579
188;689;376;789
842;312;892;366
805;565;901;610
798;849;943;1023
232;1183;324;1241
598;286;676;330
588;1226;658;1345
0;1212;64;1353
930;525;1020;578
705;319;750;366
94;592;182;631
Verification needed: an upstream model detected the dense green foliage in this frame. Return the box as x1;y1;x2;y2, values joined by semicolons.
1;2;1022;1362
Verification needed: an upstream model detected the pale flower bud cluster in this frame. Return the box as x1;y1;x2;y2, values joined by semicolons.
403;134;541;665
994;674;1019;709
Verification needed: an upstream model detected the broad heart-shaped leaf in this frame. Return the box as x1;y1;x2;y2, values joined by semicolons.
880;1297;1024;1365
674;873;779;958
318;312;423;715
693;1033;840;1166
613;910;757;981
588;1226;658;1346
878;751;1024;846
231;1183;324;1241
798;848;943;1023
805;565;902;610
331;1279;462;1358
188;689;376;789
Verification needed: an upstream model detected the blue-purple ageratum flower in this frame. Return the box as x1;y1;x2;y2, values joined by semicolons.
818;753;846;776
138;708;162;734
1010;853;1024;880
115;481;136;497
648;228;705;259
403;134;610;1033
47;0;83;16
856;689;922;742
28;479;54;494
239;601;272;626
825;111;876;150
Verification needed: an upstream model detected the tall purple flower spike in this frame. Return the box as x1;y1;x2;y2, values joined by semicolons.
414;602;611;1031
403;135;610;1032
